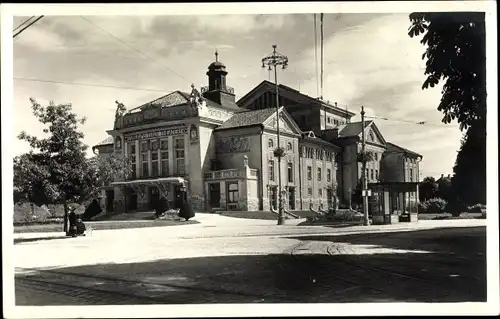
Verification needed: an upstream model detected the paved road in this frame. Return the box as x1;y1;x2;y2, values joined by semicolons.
11;216;487;306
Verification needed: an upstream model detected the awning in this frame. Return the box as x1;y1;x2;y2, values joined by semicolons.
111;177;186;197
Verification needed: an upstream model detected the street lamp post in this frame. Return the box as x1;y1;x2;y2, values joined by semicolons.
262;45;288;226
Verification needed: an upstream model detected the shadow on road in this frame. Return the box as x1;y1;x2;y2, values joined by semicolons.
15;227;486;305
14;235;69;245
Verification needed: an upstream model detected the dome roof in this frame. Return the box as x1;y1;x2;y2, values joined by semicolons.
208;60;226;69
208;51;226;70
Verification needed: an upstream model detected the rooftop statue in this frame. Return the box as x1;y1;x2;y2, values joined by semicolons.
114;100;127;119
189;84;207;115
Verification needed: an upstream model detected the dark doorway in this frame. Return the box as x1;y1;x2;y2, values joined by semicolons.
105;190;114;213
209;183;221;209
288;187;296;210
270;186;278;210
149;187;160;210
126;187;137;211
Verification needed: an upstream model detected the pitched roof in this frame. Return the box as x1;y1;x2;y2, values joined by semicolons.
386;142;423;158
93;136;113;147
128;90;242;113
236;80;356;116
215;108;277;130
337;120;373;138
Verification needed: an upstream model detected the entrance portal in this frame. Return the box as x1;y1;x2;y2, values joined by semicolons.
209;183;221;209
288;187;295;210
149;187;160;210
270;186;278;210
106;190;114;213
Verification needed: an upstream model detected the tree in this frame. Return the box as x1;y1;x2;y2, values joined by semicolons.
418;176;438;202
451;121;486;206
16;98;131;232
409;13;486;208
408;12;486;131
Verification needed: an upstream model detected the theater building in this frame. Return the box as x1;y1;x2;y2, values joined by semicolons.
93;53;423;217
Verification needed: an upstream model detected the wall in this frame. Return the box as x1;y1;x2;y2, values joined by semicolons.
342;143;358;202
214;126;262;171
299;141;337;210
261;130;300;210
380;152;404;182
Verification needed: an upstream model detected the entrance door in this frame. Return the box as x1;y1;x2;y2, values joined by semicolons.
209;183;221;209
270;187;278;210
127;187;138;211
288;187;296;210
106;190;114;213
149;187;160;210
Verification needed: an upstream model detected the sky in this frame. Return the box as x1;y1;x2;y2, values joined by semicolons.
12;13;464;179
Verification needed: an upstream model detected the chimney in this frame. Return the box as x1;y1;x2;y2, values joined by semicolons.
441;174;444;179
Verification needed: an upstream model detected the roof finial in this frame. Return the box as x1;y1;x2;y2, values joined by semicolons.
215;49;219;62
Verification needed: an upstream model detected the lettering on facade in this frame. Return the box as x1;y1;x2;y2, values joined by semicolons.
190;124;199;145
216;136;251;154
124;127;188;142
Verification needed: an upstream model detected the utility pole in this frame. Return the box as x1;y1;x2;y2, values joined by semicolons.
361;106;370;226
262;45;288;225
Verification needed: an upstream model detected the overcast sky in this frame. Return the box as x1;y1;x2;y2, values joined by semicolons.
12;13;464;178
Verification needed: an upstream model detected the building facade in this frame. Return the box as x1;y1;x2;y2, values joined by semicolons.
93;54;423;216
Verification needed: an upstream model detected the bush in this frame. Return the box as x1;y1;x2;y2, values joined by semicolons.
13;203;51;223
468;203;486;214
423;198;447;214
418;202;428;214
331;209;364;222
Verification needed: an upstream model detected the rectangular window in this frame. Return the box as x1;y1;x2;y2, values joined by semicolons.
160;139;169;176
141;141;148;153
130;144;136;154
161;152;169;177
308;187;313;196
374;153;378;161
160;139;169;150
151;152;159;177
287;162;293;183
370;169;374;181
317;167;322;181
141;153;148;177
327;117;331;124
409;168;413;182
174;138;185;175
130;151;136;179
269;160;275;181
375;169;379;180
319;188;323;197
327;168;331;182
227;182;239;203
307;166;312;180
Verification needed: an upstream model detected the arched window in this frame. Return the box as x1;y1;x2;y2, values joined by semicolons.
268;139;274;148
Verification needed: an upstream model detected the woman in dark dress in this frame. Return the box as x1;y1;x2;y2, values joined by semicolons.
68;207;77;237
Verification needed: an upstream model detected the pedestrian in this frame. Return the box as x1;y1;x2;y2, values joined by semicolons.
68;206;77;237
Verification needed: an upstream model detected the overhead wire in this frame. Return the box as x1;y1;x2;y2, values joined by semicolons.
13;15;44;38
313;14;319;98
13;77;169;93
14;16;35;32
79;16;193;86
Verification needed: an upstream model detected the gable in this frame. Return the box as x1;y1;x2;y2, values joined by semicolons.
262;108;302;135
364;122;386;146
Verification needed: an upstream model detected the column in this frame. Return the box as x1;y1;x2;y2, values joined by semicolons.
135;140;140;177
168;135;174;175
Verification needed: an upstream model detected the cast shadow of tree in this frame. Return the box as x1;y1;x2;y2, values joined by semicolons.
15;227;486;305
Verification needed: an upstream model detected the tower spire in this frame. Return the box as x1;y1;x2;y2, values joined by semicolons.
215;49;219;62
